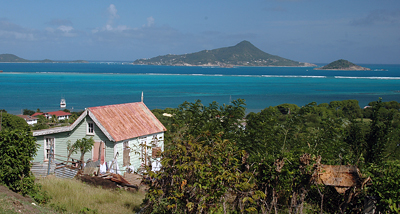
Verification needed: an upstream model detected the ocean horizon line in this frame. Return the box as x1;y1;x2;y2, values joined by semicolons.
3;71;400;80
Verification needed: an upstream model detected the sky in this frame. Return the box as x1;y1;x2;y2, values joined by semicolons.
1;0;400;64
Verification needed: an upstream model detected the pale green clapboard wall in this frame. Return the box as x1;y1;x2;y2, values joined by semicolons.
33;116;113;164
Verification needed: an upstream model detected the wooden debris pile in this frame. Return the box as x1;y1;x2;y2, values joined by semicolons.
100;173;139;189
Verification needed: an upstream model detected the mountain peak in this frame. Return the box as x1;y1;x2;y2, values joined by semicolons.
235;40;253;46
134;41;315;67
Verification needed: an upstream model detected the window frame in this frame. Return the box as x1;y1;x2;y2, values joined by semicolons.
87;121;94;135
44;137;55;161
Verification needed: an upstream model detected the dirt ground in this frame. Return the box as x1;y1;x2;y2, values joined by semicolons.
0;185;43;214
77;175;119;189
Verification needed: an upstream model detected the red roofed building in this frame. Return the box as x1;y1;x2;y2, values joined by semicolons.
31;112;44;117
44;111;71;121
16;114;38;125
32;102;166;174
31;111;71;121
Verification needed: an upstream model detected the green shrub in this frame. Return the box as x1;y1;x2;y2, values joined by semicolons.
0;128;38;195
366;161;400;212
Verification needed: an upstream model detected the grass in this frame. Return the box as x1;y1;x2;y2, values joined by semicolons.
0;190;55;214
37;175;146;214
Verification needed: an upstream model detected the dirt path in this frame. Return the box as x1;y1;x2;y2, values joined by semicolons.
0;185;43;213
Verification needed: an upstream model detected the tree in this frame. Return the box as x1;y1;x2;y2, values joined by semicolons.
330;100;362;119
171;99;246;144
365;99;393;165
0;112;29;131
23;109;35;116
142;134;255;213
32;115;49;130
74;137;94;169
0;128;38;195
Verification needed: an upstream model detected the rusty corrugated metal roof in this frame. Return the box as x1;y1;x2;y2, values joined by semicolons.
46;110;71;117
88;102;167;142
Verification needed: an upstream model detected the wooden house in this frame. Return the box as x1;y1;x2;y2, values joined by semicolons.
32;102;166;174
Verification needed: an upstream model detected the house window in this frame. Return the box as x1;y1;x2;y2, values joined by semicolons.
123;141;130;167
87;122;94;135
44;137;55;161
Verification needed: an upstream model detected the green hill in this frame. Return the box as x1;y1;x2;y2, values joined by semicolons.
0;54;88;63
0;54;30;62
315;59;370;70
133;41;315;67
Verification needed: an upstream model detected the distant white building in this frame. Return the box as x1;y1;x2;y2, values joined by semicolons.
16;115;38;125
32;111;71;121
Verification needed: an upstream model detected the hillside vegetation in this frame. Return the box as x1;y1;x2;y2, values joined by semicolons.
134;41;315;67
0;54;30;62
146;98;400;213
0;54;88;63
315;59;370;70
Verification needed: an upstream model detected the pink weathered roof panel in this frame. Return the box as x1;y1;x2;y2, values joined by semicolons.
88;102;166;142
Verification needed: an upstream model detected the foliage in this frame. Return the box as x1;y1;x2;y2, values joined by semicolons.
0;128;38;195
69;110;84;124
365;161;400;212
329;99;362;119
142;134;255;213
364;98;394;165
0;111;29;131
319;59;358;69
148;98;400;213
171;99;246;143
23;109;36;116
74;137;95;168
31;114;50;130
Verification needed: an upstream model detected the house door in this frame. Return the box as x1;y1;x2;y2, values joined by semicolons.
92;141;105;164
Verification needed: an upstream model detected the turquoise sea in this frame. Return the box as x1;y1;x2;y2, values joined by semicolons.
1;63;400;114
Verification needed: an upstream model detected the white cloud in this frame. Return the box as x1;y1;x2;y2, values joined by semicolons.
99;4;127;32
147;16;155;27
0;19;36;41
106;4;119;30
107;4;119;19
58;25;73;33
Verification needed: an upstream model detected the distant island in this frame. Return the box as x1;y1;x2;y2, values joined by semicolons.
133;41;316;67
0;54;88;63
314;59;370;71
